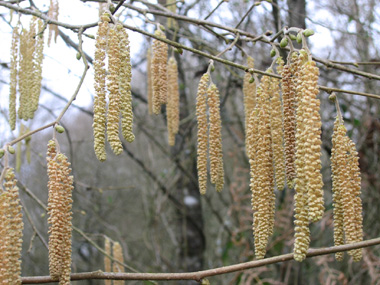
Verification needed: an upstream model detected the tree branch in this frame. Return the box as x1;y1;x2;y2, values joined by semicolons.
21;237;380;283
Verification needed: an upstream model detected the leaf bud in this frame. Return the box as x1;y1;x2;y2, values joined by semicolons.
55;125;65;133
175;47;183;55
8;145;15;154
303;29;315;37
296;32;302;43
280;37;288;48
270;48;276;57
249;76;255;83
0;149;4;158
109;4;115;13
76;52;82;60
289;34;297;41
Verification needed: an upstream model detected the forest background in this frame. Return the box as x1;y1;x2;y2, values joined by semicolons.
1;0;380;284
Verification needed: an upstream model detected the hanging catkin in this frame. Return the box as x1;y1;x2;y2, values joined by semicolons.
93;13;109;161
270;59;285;191
196;74;209;195
249;73;275;260
207;84;224;192
47;140;74;284
112;242;125;285
167;56;180;146
117;24;135;143
147;49;153;115
293;50;324;262
151;29;168;114
18;18;36;121
104;237;111;285
9;26;19;131
281;52;298;189
243;56;256;158
331;115;363;262
106;26;123;155
47;0;59;46
0;168;23;284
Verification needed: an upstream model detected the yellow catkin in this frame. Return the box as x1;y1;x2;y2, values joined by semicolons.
281;53;298;189
30;19;44;118
299;55;324;223
332;119;363;262
151;29;168;114
270;60;286;191
347;139;363;261
112;242;125;285
117;24;135;143
2;168;24;284
107;26;123;155
147;49;153;115
207;84;224;192
251;77;275;260
0;192;10;283
47;140;74;284
104;237;111;285
196;74;209;195
18;19;36;121
331;116;344;261
293;52;311;262
243;56;256;158
9;26;19;131
167;56;180;146
166;0;178;29
48;0;59;46
93;13;109;161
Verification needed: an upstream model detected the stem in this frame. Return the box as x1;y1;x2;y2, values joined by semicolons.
21;237;380;283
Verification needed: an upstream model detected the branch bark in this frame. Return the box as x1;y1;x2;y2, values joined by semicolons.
21;237;380;283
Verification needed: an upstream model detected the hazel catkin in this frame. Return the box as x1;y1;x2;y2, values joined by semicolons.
207;84;224;192
47;140;74;284
196;74;209;195
1;168;24;284
112;242;125;285
93;13;109;161
106;26;123;155
167;56;180;146
243;56;256;157
9;26;19;131
117;24;135;143
151;29;168;114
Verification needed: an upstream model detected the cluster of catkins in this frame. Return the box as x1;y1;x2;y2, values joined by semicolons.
147;28;180;146
93;13;135;161
244;49;362;262
331;114;363;261
47;140;74;284
245;57;286;259
9;17;44;130
196;73;224;194
104;237;125;285
0;168;24;284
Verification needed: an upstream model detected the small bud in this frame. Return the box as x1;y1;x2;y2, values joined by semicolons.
87;34;95;39
159;25;166;32
289;34;297;41
25;136;31;143
296;32;302;43
175;47;183;55
0;149;4;158
270;48;276;57
303;29;315;37
76;52;82;60
249;76;255;83
280;37;288;48
55;125;65;133
201;279;210;285
329;93;337;101
109;4;116;13
8;146;15;154
254;1;261;6
210;65;215;72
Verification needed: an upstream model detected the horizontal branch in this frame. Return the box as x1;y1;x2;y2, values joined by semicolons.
21;237;380;283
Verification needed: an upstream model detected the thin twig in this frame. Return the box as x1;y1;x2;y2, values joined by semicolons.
21;237;380;283
204;0;225;20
